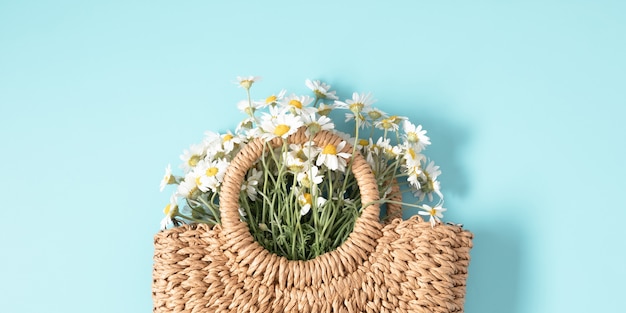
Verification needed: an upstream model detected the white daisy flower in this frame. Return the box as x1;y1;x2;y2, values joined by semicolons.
403;120;431;152
297;165;323;188
356;138;370;151
160;195;179;229
180;143;205;173
221;131;242;154
344;112;370;129
288;142;321;161
317;103;338;116
305;79;338;100
159;164;176;192
241;168;263;201
280;94;317;116
236;76;261;89
418;204;446;227
298;192;327;216
363;107;388;121
285;153;306;173
260;105;284;123
235;117;255;135
413;161;443;202
176;171;200;199
403;144;426;167
203;132;224;161
237;99;263;116
198;159;229;193
301;113;334;137
260;112;303;141
335;92;376;114
373;136;402;159
406;163;423;189
263;89;286;107
316;141;352;172
374;115;407;132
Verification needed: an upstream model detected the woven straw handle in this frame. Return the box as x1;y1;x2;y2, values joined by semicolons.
219;127;382;254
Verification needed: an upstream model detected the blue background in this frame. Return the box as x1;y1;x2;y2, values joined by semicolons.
1;1;625;312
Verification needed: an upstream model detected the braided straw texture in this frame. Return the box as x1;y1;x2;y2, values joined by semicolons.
153;129;473;313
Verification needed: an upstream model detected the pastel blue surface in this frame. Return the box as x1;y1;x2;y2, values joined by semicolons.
1;1;625;312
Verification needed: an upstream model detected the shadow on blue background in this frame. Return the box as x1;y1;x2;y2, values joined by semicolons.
465;219;524;313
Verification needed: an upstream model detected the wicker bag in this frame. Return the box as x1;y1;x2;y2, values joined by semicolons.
153;129;473;313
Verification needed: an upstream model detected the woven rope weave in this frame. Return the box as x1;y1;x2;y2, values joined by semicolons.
153;129;473;313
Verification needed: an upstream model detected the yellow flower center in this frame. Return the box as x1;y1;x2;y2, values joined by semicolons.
429;208;437;216
407;132;419;143
322;144;337;155
164;203;171;215
223;134;233;142
195;176;202;186
289;99;303;109
408;147;416;160
206;167;219;177
188;155;200;167
265;95;277;104
274;124;291;136
358;139;369;147
300;193;312;206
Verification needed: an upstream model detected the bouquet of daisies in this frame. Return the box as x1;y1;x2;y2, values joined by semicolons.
159;77;445;260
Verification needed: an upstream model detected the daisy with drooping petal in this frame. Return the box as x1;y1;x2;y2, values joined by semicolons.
237;76;261;89
242;168;263;201
298;192;327;216
180;143;205;173
413;160;443;202
305;79;338;100
297;165;324;189
198;159;229;193
160;164;176;192
403;120;431;152
418;204;446;227
405;162;423;189
316;141;352;172
260;112;303;141
160;196;179;230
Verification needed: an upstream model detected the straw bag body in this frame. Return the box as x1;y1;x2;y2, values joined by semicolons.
153;130;473;313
